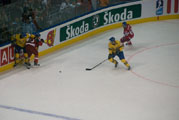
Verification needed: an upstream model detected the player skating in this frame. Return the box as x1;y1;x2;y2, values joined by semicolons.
120;22;134;46
108;37;131;70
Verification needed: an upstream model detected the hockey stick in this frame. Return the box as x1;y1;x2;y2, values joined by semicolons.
86;59;108;71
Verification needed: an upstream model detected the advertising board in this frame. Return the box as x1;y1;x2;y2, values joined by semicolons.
0;0;178;72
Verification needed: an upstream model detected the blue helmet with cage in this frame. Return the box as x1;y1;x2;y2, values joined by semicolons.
20;32;26;38
122;22;127;27
109;37;115;42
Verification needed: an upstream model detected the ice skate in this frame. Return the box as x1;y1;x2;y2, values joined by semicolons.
34;62;40;66
25;62;31;66
115;61;118;68
126;41;132;46
127;66;131;70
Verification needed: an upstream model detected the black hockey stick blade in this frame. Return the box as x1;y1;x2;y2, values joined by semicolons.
85;59;107;71
85;68;92;71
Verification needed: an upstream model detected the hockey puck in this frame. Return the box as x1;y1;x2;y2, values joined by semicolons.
59;70;62;73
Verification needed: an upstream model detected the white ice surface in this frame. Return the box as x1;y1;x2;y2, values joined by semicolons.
0;20;179;120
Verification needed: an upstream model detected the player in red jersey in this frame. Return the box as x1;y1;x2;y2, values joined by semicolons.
25;33;44;67
120;22;134;46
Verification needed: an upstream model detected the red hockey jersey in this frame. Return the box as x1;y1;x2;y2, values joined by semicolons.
26;38;43;49
123;24;134;38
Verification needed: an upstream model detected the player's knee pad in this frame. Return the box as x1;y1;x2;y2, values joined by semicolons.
15;53;20;59
22;53;28;63
24;59;28;63
24;57;29;63
24;53;28;58
109;58;117;64
15;53;20;63
121;59;129;66
108;58;113;62
121;59;126;63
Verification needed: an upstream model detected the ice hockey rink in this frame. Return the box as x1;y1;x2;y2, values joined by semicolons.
0;19;179;120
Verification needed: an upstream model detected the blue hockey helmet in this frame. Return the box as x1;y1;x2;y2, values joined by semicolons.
20;32;26;38
122;22;127;27
109;37;115;42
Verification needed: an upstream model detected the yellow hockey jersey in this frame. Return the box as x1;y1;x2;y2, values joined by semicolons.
12;34;29;48
108;40;124;54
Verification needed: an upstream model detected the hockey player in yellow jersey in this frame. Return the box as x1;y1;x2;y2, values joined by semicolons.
108;37;131;70
11;33;30;67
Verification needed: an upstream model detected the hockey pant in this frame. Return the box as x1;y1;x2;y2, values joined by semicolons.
26;45;39;64
14;45;28;64
120;35;134;45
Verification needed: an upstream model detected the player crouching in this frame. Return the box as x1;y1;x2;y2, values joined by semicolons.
11;33;30;67
25;32;44;68
108;37;131;70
